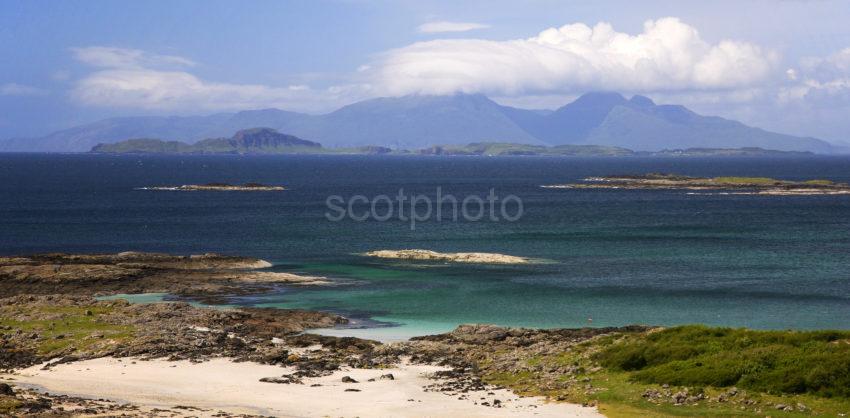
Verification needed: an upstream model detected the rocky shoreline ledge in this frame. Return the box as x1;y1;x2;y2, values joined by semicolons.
0;252;331;301
365;249;532;264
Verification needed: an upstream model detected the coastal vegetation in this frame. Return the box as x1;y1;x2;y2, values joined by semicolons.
711;176;783;185
598;326;850;397
0;303;135;359
482;325;850;417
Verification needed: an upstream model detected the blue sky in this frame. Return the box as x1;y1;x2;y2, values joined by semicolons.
2;0;850;142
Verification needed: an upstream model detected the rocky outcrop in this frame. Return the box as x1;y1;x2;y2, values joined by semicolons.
365;249;531;264
0;252;329;298
0;294;349;370
137;183;285;191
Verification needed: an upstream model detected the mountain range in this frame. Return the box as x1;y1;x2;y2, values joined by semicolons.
0;92;837;153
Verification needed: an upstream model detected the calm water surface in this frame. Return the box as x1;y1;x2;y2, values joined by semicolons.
2;154;850;337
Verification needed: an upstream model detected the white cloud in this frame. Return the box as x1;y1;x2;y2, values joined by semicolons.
71;46;368;112
374;17;776;97
0;83;48;96
51;70;72;82
68;19;778;114
418;21;490;34
781;47;850;107
72;46;196;69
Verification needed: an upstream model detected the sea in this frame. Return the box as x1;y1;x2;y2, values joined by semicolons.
2;153;850;339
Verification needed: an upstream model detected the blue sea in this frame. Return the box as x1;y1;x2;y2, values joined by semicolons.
2;154;850;338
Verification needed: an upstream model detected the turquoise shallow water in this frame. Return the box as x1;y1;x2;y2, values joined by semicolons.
2;154;850;336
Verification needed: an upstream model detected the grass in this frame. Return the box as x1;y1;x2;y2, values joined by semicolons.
0;397;22;414
711;177;783;185
710;177;838;187
0;305;135;357
596;326;850;397
0;304;134;415
480;326;850;417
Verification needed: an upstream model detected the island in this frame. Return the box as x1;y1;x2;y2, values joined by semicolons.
543;173;850;195
136;183;285;191
89;127;817;158
418;143;634;156
364;249;532;264
419;144;814;157
91;128;323;155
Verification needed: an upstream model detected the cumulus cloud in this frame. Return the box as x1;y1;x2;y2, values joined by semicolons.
374;17;776;96
781;48;850;107
0;83;48;96
69;19;778;113
71;46;367;112
418;21;490;33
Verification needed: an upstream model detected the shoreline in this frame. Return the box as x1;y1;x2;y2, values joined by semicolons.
4;251;850;416
4;357;602;418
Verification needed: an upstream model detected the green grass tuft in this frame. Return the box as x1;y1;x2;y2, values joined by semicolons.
0;305;135;356
711;177;782;185
596;325;850;398
0;397;22;414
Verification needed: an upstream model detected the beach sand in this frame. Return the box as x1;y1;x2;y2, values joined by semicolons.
8;357;603;418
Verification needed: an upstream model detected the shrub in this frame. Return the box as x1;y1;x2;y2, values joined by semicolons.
596;325;850;397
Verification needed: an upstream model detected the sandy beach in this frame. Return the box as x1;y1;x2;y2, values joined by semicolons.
6;357;603;418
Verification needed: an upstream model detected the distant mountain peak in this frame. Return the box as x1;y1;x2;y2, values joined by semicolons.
569;91;628;107
629;95;655;107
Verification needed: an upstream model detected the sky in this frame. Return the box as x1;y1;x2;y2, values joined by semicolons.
2;0;850;142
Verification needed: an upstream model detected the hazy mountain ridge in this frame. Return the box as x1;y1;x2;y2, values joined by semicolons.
1;92;838;153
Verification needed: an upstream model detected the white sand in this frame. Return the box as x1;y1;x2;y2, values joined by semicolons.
8;357;603;418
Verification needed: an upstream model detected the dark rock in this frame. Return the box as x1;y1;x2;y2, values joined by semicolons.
259;374;303;384
342;376;358;383
0;382;14;395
